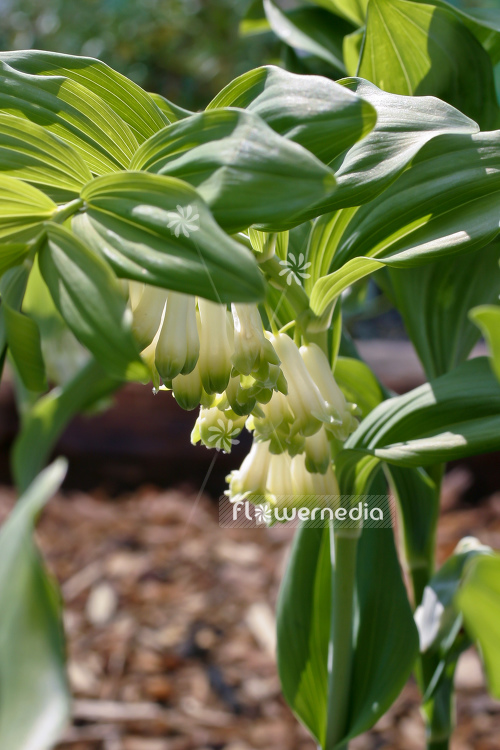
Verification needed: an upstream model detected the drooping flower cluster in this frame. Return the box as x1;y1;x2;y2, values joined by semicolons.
129;283;359;516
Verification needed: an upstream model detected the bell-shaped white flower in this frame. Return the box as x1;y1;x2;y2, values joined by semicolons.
300;343;358;441
291;453;339;500
131;284;167;350
266;450;294;507
231;303;279;375
192;406;245;453
227;439;271;501
172;363;203;411
267;332;328;436
198;298;233;394
155;292;199;381
304;427;331;474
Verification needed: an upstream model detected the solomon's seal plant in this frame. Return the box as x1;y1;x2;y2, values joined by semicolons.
1;2;500;745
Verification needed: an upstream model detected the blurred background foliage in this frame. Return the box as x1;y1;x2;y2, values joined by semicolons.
0;0;276;110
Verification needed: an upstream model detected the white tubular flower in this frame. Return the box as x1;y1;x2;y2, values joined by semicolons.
231;303;278;375
300;343;358;440
198;298;233;394
266;450;294;507
172;363;203;411
155;292;199;381
292;453;339;501
253;390;293;438
131;284;167;350
192;406;245;453
267;332;328;436
128;281;145;311
227;439;271;501
304;427;331;475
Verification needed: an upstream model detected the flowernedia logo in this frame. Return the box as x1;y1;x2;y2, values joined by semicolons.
219;495;394;529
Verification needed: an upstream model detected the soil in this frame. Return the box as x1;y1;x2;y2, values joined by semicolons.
0;465;499;750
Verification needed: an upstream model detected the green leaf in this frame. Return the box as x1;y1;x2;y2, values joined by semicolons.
334;355;384;418
330;78;477;209
383;243;500;379
0;50;168;144
148;92;194;123
456;553;500;698
310;131;500;315
0;243;29;278
277;485;418;746
338;357;500;476
208;65;376;166
130;109;337;232
263;0;350;71
0;174;56;241
0;113;92;202
13;359;119;492
470;304;500;383
422;0;500;65
39;223;147;381
277;525;331;744
73;172;265;303
4;304;47;392
308;0;368;27
359;0;498;129
0;54;138;174
0;458;70;749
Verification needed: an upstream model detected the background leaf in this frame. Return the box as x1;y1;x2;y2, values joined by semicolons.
0;458;70;750
74;172;265;302
0;174;55;241
470;304;500;382
359;0;499;129
4;303;47;392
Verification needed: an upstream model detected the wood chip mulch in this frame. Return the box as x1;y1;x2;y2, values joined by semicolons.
0;466;499;750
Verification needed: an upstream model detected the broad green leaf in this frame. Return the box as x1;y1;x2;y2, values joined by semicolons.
470;304;500;383
0;50;168;143
0;243;29;278
263;0;349;71
456;554;500;698
73;172;265;303
0;458;70;749
334;355;384;417
129;109;337;232
308;0;368;26
0;174;56;241
329;78;477;209
0;265;30;374
386;465;440;605
277;481;418;747
149;92;194;122
0;55;137;174
359;0;498;129
13;359;119;492
310;131;500;315
208;66;376;166
0;113;92;202
4;304;47;392
383;243;500;379
343;29;364;76
423;0;500;65
39;223;147;381
338;357;500;475
277;524;331;744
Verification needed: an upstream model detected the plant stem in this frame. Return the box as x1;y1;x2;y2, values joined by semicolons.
325;526;359;750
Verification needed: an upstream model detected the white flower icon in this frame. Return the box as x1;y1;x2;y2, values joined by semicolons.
207;418;241;453
278;253;312;286
254;503;272;525
167;204;200;237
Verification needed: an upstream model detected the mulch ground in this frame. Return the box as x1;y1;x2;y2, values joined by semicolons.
0;466;499;750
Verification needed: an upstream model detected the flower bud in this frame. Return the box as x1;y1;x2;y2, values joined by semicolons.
300;343;358;441
131;285;167;350
192;406;245;453
227;439;270;501
172;363;203;411
155;292;199;381
198;298;233;394
292;453;339;500
267;333;328;436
